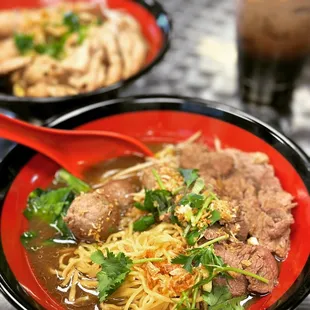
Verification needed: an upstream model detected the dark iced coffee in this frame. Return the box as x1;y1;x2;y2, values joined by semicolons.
237;0;310;110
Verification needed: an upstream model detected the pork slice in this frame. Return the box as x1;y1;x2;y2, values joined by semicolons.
93;25;122;86
118;30;147;79
62;40;91;72
0;56;31;75
22;55;64;85
0;38;19;62
0;11;22;38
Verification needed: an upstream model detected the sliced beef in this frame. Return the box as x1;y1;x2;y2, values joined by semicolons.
99;178;139;210
180;144;234;179
179;144;295;258
64;190;120;242
214;243;278;295
203;225;227;241
214;275;248;297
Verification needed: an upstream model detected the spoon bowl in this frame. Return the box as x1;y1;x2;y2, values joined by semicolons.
0;113;154;177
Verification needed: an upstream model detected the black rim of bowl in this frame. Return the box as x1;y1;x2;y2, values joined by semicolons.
0;95;309;310
0;0;172;105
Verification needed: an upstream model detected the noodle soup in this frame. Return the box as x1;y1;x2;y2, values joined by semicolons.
22;136;294;309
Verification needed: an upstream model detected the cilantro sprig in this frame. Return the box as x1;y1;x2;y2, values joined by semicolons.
133;188;173;231
133;168;221;244
203;286;245;310
179;168;199;187
91;250;164;302
172;239;269;285
91;250;133;302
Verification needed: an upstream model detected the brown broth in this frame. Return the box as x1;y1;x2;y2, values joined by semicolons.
26;154;144;309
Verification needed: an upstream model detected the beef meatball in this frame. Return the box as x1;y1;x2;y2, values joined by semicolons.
64;190;120;242
99;179;139;209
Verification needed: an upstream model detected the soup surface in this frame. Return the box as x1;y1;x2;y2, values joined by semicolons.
22;138;295;309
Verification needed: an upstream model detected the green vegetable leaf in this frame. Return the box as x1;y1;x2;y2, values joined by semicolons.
20;231;37;248
185;229;201;246
203;285;232;307
91;250;106;265
200;246;226;272
55;169;91;193
133;215;155;232
22;187;75;246
24;187;74;222
207;295;245;310
179;168;199;187
63;11;80;32
77;25;88;44
14;33;33;54
210;210;221;225
135;189;172;215
91;250;133;302
172;245;226;274
180;193;204;209
171;254;195;273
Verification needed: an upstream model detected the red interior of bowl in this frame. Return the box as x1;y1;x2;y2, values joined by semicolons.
1;111;310;310
0;0;163;65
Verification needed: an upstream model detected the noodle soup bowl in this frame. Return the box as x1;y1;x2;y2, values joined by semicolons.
0;95;309;310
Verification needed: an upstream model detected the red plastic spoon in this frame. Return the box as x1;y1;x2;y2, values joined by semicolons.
0;114;153;178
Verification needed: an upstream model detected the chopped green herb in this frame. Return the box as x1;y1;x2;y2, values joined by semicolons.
179;168;199;187
55;169;91;194
203;285;245;309
210;210;221;225
171;253;195;273
133;214;155;231
135;189;172;215
202;286;246;310
203;285;232;307
152;169;166;190
14;33;34;54
185;229;201;246
191;177;205;194
91;249;133;302
180;193;204;209
77;25;88;44
63;11;80;32
91;250;164;302
97;17;103;25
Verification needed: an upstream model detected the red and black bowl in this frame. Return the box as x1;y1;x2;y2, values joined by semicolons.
0;95;309;310
0;0;172;120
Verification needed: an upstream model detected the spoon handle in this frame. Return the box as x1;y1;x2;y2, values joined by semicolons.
0;113;60;157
